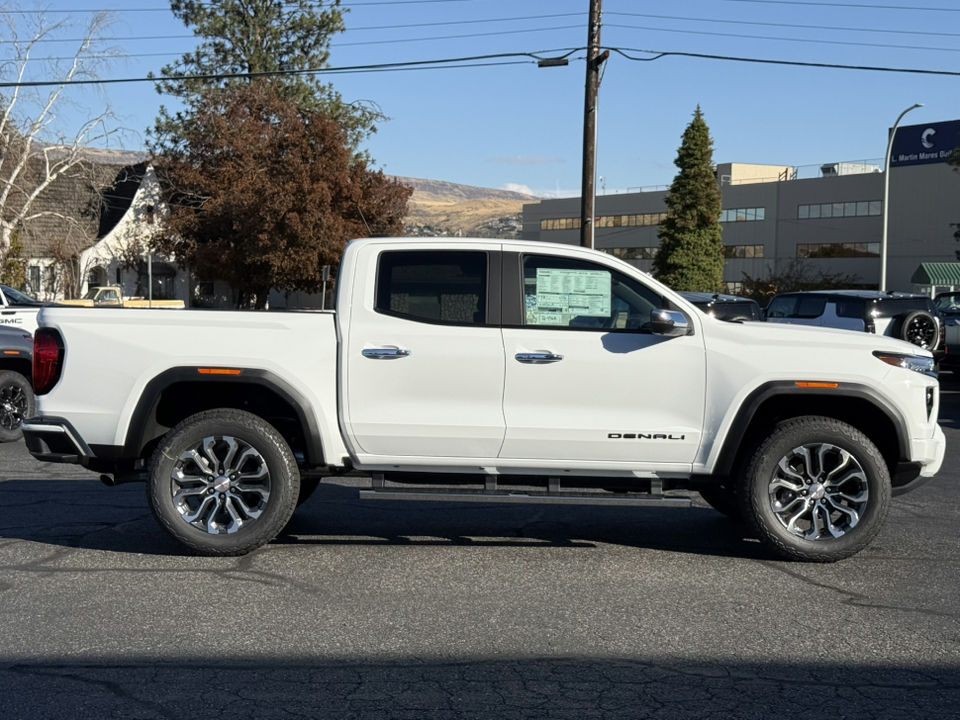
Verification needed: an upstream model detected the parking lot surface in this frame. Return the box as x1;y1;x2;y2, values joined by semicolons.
1;380;958;719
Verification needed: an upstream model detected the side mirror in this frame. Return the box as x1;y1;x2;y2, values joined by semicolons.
650;309;690;337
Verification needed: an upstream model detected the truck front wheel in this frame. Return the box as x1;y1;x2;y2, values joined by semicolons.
738;416;890;562
147;409;300;556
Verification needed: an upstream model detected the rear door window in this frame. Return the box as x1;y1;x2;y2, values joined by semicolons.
376;250;488;325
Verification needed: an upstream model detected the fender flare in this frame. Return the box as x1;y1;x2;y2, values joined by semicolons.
711;381;910;477
122;366;325;466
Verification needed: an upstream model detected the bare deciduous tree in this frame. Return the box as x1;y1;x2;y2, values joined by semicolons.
0;5;124;286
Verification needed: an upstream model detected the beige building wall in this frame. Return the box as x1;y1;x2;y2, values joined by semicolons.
716;163;793;186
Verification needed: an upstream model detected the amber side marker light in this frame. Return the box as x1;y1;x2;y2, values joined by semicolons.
198;368;243;376
3;350;18;355
795;381;839;389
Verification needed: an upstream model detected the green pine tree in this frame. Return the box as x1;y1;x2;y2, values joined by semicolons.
653;106;725;292
148;0;383;156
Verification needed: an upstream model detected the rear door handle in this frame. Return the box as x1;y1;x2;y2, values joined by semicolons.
515;352;563;364
362;348;411;359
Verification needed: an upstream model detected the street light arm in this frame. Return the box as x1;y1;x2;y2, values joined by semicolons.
880;103;923;292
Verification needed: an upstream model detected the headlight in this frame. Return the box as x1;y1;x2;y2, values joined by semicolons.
873;351;937;377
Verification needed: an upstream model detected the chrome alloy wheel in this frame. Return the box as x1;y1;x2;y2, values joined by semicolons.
0;383;27;431
767;443;869;541
171;436;271;534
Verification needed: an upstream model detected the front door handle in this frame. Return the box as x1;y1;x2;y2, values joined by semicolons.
515;352;563;364
362;348;411;359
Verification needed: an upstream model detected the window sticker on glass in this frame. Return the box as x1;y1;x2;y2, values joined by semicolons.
533;268;611;324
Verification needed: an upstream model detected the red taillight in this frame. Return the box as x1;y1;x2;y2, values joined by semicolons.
33;329;64;395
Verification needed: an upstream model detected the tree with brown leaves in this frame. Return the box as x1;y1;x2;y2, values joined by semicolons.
154;81;411;308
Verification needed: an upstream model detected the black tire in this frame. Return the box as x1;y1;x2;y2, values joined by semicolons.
737;416;890;563
896;310;939;351
698;484;743;521
0;370;34;443
147;409;300;556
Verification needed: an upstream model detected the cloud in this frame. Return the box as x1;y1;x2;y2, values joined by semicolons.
487;156;565;165
501;183;535;195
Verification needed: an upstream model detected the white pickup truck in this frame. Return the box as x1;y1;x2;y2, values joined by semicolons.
23;238;945;562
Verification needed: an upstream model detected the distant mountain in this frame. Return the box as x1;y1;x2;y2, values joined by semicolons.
394;176;539;239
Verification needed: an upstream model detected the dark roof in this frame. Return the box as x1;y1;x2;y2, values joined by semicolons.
679;292;757;305
2;156;144;258
773;290;927;300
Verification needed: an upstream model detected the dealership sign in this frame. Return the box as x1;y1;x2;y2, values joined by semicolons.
890;119;960;167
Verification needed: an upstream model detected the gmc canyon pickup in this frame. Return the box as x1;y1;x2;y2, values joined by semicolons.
23;238;945;562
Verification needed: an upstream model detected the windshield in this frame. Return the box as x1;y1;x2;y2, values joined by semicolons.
82;287;101;300
0;285;40;306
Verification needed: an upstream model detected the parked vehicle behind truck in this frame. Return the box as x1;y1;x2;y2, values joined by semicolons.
0;284;46;336
0;326;33;442
58;285;185;309
23;238;945;562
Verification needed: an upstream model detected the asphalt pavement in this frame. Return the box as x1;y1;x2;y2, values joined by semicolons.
1;379;958;719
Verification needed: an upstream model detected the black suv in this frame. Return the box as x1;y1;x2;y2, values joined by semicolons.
0;326;33;443
764;290;944;360
679;292;762;322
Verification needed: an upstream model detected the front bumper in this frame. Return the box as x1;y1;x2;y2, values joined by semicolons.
892;424;946;497
21;416;91;464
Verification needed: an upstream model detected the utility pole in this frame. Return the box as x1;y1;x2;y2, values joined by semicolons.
580;0;606;249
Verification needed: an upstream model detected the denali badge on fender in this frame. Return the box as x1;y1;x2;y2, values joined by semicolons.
608;433;687;440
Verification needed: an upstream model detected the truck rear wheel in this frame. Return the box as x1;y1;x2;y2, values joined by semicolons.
737;416;890;562
147;409;300;556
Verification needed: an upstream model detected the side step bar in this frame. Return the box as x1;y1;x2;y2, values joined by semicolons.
358;474;691;508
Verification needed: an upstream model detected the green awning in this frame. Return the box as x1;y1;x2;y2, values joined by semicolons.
910;262;960;285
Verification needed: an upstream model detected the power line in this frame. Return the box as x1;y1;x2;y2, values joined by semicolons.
717;0;960;11
5;43;959;88
0;12;585;44
606;23;960;53
606;11;960;39
0;0;489;11
609;46;960;76
14;26;583;62
0;49;577;88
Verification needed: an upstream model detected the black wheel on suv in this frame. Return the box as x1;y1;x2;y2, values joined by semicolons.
897;310;939;351
147;409;300;556
0;370;34;443
737;416;890;562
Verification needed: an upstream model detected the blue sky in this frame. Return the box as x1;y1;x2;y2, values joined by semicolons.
8;0;960;197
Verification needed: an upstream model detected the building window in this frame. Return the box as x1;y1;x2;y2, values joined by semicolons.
720;207;765;223
725;282;744;294
43;266;56;293
600;247;658;260
542;213;668;231
540;217;581;231
723;245;764;259
798;200;882;219
28;266;40;294
796;242;881;258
